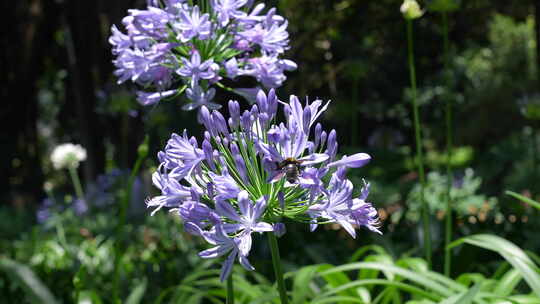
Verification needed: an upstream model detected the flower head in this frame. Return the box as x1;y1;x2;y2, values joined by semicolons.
147;89;380;281
51;143;87;170
110;0;296;111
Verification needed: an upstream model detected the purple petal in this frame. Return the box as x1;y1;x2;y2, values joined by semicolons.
298;153;329;165
216;199;242;221
253;222;274;233
219;250;237;282
338;220;357;239
327;153;371;168
239;255;255;271
237;190;251;216
199;244;231;259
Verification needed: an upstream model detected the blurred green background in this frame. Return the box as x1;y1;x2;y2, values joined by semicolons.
2;0;540;303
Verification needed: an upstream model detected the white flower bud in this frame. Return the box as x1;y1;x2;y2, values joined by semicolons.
401;0;424;20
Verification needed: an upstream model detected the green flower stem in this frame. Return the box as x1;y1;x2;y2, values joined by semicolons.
112;136;149;303
68;167;85;200
227;275;235;304
267;232;289;304
406;19;431;267
533;128;539;196
442;11;454;277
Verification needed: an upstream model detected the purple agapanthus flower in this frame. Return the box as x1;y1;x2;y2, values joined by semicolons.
197;224;254;282
177;51;217;87
238;9;290;55
216;191;273;252
174;5;212;42
146;88;380;281
110;0;296;111
183;86;220;111
212;0;248;26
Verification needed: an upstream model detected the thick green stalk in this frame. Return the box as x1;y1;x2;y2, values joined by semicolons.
227;275;235;304
267;232;289;304
68;167;85;200
406;20;431;266
442;12;454;277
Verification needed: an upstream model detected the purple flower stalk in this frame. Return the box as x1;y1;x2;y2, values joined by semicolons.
147;88;380;281
110;0;296;110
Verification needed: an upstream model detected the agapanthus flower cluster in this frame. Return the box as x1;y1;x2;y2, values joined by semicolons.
110;0;296;109
50;143;87;170
147;89;380;281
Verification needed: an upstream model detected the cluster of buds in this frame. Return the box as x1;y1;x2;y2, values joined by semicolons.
147;89;380;281
109;0;296;110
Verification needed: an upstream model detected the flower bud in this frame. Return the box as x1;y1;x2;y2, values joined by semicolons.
400;0;423;20
137;136;149;158
273;223;286;237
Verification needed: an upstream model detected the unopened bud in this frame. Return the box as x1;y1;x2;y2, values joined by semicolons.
401;0;424;20
137;136;149;158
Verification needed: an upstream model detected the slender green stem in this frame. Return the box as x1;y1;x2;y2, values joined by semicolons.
442;12;454;277
112;137;149;303
267;232;289;304
533;128;539;196
68;167;85;200
406;20;431;266
226;275;235;304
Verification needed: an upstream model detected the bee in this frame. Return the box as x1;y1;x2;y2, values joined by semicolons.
274;157;305;184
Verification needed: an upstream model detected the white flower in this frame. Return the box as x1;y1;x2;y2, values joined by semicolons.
50;143;87;170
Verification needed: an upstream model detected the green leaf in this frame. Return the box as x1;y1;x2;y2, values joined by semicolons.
449;234;540;297
0;257;58;304
506;294;540;304
318;264;356;299
318;279;441;301
78;290;103;304
321;262;454;297
311;296;365;304
126;279;147;304
494;269;522;297
439;283;480;304
505;190;540;210
291;265;318;304
349;245;389;262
